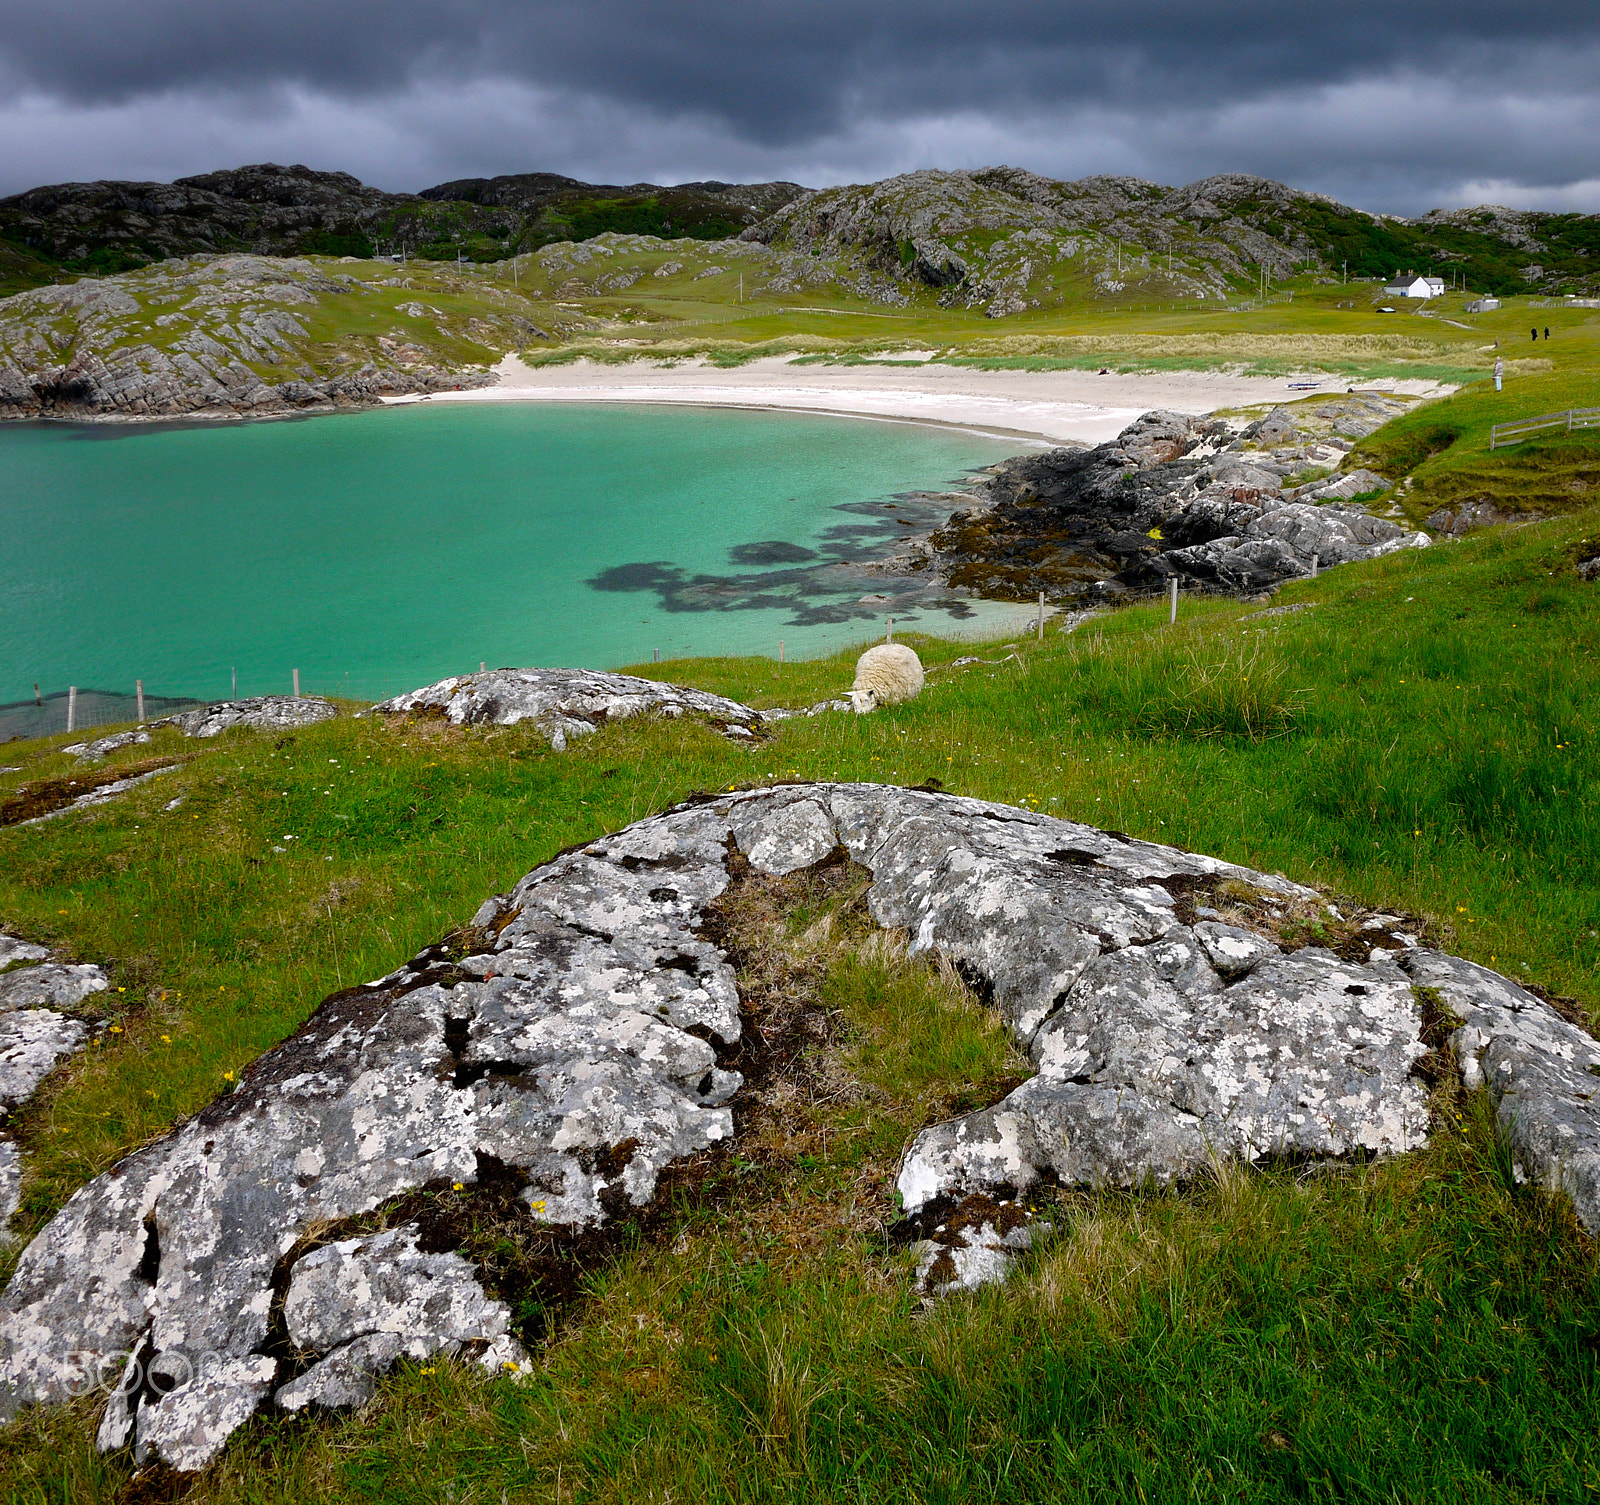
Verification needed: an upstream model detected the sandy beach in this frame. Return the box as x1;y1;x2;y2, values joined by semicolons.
384;354;1453;445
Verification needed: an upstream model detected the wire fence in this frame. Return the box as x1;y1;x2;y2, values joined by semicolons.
0;688;205;744
1;667;488;745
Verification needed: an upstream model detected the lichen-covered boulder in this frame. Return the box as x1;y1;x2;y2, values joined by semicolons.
374;667;763;749
2;785;1596;1465
164;696;337;739
0;941;110;1234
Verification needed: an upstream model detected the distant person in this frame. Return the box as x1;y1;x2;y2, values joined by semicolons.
1545;327;1551;339
1532;328;1538;340
1494;355;1504;391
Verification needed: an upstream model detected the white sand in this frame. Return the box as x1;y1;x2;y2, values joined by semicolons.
385;355;1453;445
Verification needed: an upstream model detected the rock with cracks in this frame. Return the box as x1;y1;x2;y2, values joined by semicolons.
932;408;1427;602
374;667;764;749
3;785;1599;1465
161;696;338;739
0;938;110;1238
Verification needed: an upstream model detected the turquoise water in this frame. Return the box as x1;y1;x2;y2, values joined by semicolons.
3;403;1021;705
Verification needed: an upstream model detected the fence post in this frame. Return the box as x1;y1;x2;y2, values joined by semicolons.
1168;578;1178;625
67;685;77;733
779;640;785;662
886;617;894;643
293;669;301;698
653;648;659;663
136;680;145;722
1037;590;1045;641
1311;553;1319;578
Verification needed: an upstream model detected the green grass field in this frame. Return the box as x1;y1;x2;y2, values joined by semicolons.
2;475;1598;1500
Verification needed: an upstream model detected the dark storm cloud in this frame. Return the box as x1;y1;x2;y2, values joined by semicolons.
0;2;1597;210
1;2;1594;131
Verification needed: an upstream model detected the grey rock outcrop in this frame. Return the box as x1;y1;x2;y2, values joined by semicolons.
375;667;763;749
1425;501;1533;537
0;937;49;968
162;695;337;739
3;785;1596;1464
0;964;109;1012
1399;951;1600;1224
275;1226;527;1413
0;1012;93;1116
60;730;151;762
933;408;1424;601
0;938;111;1236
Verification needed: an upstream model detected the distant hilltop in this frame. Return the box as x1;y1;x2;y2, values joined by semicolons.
0;162;1597;305
0;165;807;295
1;162;1596;303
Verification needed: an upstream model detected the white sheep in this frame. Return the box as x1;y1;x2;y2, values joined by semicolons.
850;643;924;713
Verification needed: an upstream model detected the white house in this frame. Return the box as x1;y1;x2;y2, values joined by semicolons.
1384;272;1446;299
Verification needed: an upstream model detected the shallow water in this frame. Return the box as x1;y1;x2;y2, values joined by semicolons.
3;402;1023;705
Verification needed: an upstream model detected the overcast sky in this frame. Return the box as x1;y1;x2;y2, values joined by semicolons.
2;1;1598;214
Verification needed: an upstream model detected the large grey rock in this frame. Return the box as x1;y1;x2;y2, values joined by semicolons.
2;784;1596;1463
375;667;763;750
284;1225;515;1353
1246;502;1422;566
275;1225;527;1413
0;1142;20;1243
163;696;337;739
1398;951;1600;1228
0;937;49;968
60;730;152;762
0;797;748;1467
0;962;108;1012
0;1010;93;1109
1286;467;1390;503
0;944;105;1243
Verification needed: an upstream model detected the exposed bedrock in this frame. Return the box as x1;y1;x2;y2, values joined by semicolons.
162;695;338;739
375;667;765;749
0;938;111;1238
2;785;1596;1469
933;407;1427;601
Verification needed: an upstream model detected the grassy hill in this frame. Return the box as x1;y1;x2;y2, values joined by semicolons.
6;162;1598;307
6;159;1600;422
1;477;1597;1500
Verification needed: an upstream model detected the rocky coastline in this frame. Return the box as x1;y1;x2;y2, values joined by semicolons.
926;397;1426;603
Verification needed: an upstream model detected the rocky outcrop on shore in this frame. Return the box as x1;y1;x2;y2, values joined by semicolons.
0;255;502;421
375;668;765;750
4;784;1597;1467
933;400;1427;600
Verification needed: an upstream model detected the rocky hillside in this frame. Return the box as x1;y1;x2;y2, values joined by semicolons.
746;168;1600;314
5;160;1596;311
0;163;808;293
0;253;548;419
418;172;804;247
